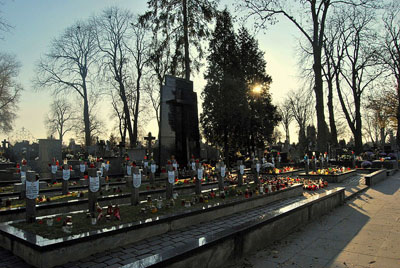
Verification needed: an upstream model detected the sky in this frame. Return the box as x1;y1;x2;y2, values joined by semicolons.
0;0;301;145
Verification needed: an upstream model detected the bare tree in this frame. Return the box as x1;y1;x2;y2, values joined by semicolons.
332;6;382;153
109;90;127;144
380;1;400;148
34;20;98;146
94;7;137;147
0;53;22;133
128;18;151;147
278;98;293;144
288;88;314;152
45;98;75;143
241;0;378;152
143;78;160;128
73;94;104;145
365;90;393;149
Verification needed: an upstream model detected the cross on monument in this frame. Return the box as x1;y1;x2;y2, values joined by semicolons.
144;132;156;158
2;139;8;149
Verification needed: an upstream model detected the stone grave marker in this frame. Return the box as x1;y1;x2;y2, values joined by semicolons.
143;156;149;176
304;154;309;175
26;171;39;223
20;161;28;199
276;152;281;169
149;159;156;184
189;156;196;182
252;158;260;185
324;152;329;168
312;153;317;172
216;160;226;191
237;160;244;186
62;160;70;195
79;160;86;179
131;164;141;205
50;158;58;184
166;160;175;199
159;75;200;166
88;166;100;218
38;139;61;176
195;160;202;195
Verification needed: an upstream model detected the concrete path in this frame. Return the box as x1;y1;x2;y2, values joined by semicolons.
227;173;400;268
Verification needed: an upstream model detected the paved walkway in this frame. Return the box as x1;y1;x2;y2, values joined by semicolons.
228;173;400;268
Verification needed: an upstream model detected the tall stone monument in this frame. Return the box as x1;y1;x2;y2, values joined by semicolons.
159;75;200;166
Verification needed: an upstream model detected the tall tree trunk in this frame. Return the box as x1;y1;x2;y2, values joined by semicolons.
380;127;385;150
83;88;91;146
133;71;142;146
182;0;190;80
120;83;134;148
313;48;329;153
355;108;363;154
327;80;338;147
396;80;400;150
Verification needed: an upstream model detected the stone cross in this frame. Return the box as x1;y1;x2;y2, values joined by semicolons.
1;139;8;149
237;160;244;186
144;132;156;158
166;161;175;200
251;158;260;185
25;171;39;223
216;160;226;191
88;166;100;217
195;160;202;195
131;164;141;205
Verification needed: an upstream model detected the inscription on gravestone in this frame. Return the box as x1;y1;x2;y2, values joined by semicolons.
159;75;200;166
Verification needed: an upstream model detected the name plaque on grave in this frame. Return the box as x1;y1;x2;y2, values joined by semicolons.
133;173;141;188
21;171;26;183
26;181;39;199
80;164;86;173
168;171;175;184
221;167;226;177
127;166;132;176
151;164;156;173
51;165;57;174
197;168;203;179
89;176;100;192
256;163;261;173
62;169;70;180
240;165;245;175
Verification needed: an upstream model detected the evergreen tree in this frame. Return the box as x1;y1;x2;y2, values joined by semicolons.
201;10;247;166
141;0;218;80
201;13;281;164
237;27;280;152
